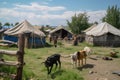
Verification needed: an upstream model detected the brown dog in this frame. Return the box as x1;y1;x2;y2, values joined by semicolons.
77;50;87;66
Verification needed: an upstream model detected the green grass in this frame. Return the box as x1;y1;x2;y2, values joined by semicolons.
1;41;120;80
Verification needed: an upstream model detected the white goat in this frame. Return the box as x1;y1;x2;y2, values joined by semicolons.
84;46;92;56
70;52;78;68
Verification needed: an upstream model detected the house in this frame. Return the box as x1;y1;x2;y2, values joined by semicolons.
4;20;46;48
49;26;72;40
85;22;120;47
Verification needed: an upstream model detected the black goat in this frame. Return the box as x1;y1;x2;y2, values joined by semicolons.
44;54;61;74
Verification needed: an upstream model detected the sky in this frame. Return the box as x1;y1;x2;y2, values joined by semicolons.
0;0;120;26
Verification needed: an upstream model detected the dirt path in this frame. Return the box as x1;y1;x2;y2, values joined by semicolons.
83;55;120;80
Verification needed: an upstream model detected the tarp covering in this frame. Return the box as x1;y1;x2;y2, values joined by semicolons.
86;22;120;36
4;20;45;37
83;24;97;33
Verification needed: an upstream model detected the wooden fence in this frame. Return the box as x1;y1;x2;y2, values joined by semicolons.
0;34;25;80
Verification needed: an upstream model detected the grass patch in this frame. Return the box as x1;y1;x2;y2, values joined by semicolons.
1;41;120;80
54;69;84;80
0;66;34;80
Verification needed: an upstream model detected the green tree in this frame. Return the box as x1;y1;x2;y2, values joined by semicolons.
4;22;10;26
102;5;120;29
0;22;2;29
15;22;19;26
67;13;89;34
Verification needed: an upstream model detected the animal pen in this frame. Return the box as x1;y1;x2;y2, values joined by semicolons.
0;34;25;80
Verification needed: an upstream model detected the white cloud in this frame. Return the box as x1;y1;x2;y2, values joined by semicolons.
0;3;106;25
15;2;66;12
87;10;106;23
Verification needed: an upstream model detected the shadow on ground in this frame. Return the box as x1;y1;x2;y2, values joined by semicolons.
77;64;95;71
50;69;65;79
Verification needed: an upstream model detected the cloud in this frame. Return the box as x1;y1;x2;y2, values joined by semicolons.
15;2;66;12
87;10;106;23
0;3;106;25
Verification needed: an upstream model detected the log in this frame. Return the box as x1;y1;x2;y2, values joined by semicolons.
0;40;17;45
0;50;17;56
16;34;25;80
0;61;20;67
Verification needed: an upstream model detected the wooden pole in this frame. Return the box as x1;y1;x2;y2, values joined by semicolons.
15;34;25;80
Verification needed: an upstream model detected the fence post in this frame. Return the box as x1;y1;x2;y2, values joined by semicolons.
15;34;25;80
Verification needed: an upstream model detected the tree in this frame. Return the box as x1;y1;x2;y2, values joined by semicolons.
102;5;120;29
4;22;10;26
0;22;2;29
15;22;19;26
67;13;89;34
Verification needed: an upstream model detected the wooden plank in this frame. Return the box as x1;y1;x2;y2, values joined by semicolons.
0;61;20;67
0;40;17;45
0;50;17;56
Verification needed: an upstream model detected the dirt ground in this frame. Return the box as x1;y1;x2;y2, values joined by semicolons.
61;54;120;80
81;55;120;80
60;42;120;80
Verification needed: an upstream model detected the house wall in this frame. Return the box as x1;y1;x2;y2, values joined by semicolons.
86;33;120;47
3;35;46;48
29;37;46;48
85;35;94;44
3;35;18;42
93;34;107;46
93;33;120;47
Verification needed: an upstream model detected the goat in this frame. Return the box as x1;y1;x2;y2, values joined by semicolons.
70;52;78;68
70;50;87;67
43;54;61;74
84;46;92;56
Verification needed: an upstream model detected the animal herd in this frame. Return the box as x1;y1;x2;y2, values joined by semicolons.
42;46;92;74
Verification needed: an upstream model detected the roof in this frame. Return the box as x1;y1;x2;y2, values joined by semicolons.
86;22;120;36
0;29;6;33
33;26;42;30
50;26;72;34
83;24;97;32
4;20;45;37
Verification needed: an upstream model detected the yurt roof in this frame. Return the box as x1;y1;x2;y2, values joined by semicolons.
4;20;46;37
86;22;120;36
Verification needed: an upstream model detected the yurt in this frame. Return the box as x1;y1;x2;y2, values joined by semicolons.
4;20;46;48
85;22;120;47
